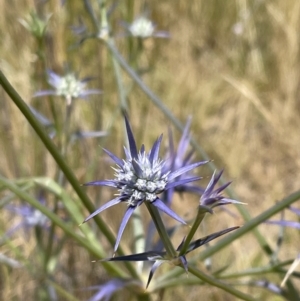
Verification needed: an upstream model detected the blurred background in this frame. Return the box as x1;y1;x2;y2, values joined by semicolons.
1;0;300;300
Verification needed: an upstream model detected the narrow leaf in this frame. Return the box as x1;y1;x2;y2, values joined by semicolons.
187;226;239;253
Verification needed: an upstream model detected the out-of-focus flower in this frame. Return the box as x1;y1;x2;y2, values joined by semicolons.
265;206;300;287
249;280;287;297
83;117;206;253
101;226;239;288
19;11;52;38
124;16;169;39
0;253;23;269
34;70;102;105
86;278;141;301
4;200;49;239
200;170;244;209
265;206;300;230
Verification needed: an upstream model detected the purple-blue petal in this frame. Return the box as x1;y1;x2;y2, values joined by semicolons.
80;89;102;96
203;171;217;196
47;70;62;87
265;220;300;230
165;176;202;190
124;116;138;159
131;159;143;177
214;181;231;194
289;206;300;216
83;197;122;223
88;279;127;301
102;148;124;167
152;198;187;225
181;149;194;166
153;31;170;38
33;90;57;97
167;127;175;158
149;135;163;164
168;161;208;181
83;180;118;188
177;117;192;154
114;206;136;253
176;185;205;195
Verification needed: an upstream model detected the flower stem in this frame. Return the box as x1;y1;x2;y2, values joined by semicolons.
179;205;211;256
145;202;177;258
187;266;259;301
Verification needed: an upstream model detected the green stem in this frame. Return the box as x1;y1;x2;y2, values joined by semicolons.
179;205;211;256
132;207;146;273
187;266;258;301
44;100;73;270
0;69;138;279
0;175;125;277
145;202;177;258
154;259;298;290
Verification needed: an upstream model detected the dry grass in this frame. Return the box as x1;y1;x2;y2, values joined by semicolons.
1;0;300;300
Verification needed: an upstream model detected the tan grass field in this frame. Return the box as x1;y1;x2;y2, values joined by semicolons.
1;0;300;300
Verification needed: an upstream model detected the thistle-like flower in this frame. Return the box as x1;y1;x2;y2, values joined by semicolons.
34;70;102;105
83;117;206;253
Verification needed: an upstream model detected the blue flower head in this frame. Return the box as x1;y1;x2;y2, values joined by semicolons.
84;117;206;253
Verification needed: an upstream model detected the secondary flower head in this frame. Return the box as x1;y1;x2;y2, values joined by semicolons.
34;70;101;105
84;117;206;253
200;170;244;208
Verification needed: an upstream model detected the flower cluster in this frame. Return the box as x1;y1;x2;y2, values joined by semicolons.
83;116;243;289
